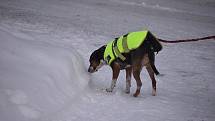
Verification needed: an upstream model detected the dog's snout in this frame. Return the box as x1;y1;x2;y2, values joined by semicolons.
88;67;91;73
88;66;94;73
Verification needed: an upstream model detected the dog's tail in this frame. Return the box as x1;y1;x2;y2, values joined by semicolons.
148;51;160;75
145;31;161;75
151;64;160;75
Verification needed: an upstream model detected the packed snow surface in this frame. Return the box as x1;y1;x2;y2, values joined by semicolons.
0;0;215;121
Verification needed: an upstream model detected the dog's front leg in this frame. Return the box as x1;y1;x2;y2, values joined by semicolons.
125;67;132;94
106;63;120;92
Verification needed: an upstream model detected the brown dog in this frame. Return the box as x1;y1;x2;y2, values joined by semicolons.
88;31;162;97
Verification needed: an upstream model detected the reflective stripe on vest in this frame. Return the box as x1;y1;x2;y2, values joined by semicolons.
104;30;148;65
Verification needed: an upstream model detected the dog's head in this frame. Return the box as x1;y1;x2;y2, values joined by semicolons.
88;45;106;73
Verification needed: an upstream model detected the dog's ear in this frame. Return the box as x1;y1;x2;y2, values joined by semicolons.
97;45;106;60
99;45;106;53
90;45;106;62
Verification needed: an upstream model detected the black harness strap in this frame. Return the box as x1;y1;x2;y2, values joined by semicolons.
111;34;131;69
113;37;126;61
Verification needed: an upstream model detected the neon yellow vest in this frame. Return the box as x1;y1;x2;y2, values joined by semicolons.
104;31;148;65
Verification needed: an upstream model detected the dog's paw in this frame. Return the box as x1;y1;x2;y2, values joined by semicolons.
152;89;156;96
157;73;165;77
106;88;113;92
133;90;140;97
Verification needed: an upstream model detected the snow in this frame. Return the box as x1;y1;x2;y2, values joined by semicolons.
0;0;215;121
0;26;89;121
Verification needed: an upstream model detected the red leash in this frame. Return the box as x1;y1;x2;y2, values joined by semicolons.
158;35;215;43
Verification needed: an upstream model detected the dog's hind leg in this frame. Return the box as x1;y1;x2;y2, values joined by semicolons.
132;64;142;97
146;64;157;96
125;67;132;94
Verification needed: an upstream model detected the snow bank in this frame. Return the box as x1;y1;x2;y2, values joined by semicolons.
0;28;89;121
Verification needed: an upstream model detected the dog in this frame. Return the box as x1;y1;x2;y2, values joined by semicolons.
88;30;162;97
